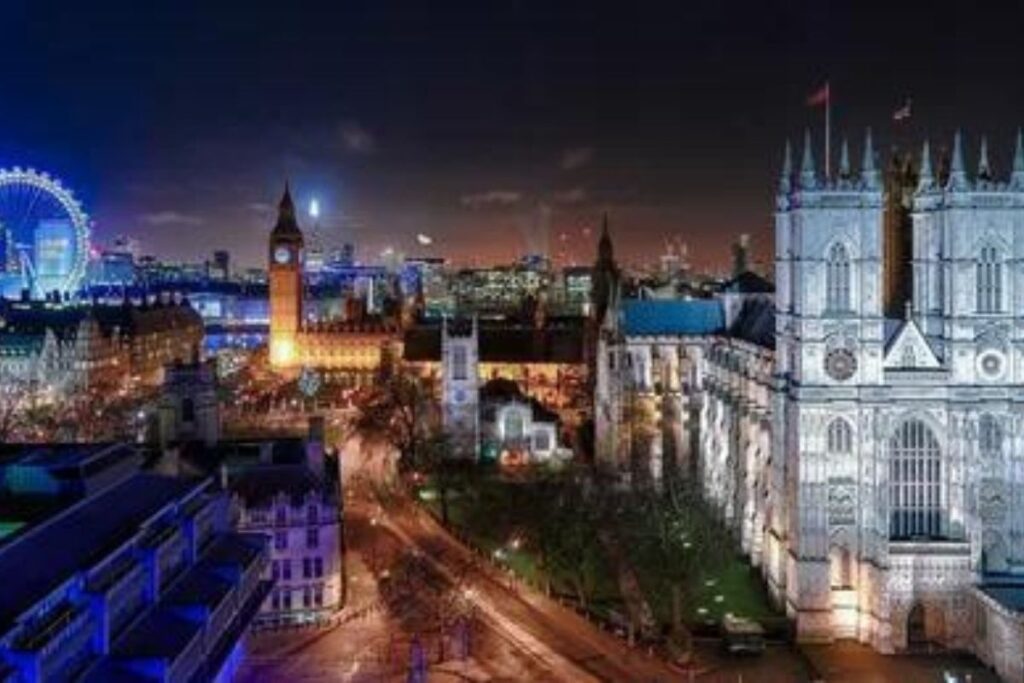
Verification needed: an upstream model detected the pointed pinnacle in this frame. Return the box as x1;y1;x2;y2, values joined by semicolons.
917;140;934;193
948;129;967;190
800;128;816;189
839;138;851;178
978;136;992;180
779;139;792;193
1012;129;1024;188
861;128;879;190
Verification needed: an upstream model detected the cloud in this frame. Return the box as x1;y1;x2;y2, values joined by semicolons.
560;146;594;171
139;211;206;227
460;190;523;209
552;187;588;204
246;202;274;214
339;121;376;154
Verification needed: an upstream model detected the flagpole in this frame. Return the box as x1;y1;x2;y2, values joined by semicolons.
824;82;831;179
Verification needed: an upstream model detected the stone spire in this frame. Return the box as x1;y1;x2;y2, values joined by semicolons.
1012;129;1024;189
917;140;934;193
597;212;613;264
799;128;817;190
948;130;968;191
839;137;851;180
271;181;304;240
779;139;792;194
861;128;880;190
977;136;993;182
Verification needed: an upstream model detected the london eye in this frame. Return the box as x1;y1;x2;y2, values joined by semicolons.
0;167;91;299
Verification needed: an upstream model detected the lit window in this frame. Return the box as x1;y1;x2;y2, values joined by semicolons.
889;419;943;539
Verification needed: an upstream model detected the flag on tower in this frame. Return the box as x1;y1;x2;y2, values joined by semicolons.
893;98;912;121
807;82;830;107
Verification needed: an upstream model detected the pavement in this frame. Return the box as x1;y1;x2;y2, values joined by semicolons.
802;641;1000;683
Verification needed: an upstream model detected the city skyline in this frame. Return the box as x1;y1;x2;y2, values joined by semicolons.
5;1;1024;269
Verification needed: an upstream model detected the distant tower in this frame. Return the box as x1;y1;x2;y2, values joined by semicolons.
269;184;304;367
159;359;220;449
731;233;751;277
590;213;618;325
441;317;480;459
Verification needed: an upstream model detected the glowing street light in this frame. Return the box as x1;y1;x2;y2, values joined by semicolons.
308;198;320;220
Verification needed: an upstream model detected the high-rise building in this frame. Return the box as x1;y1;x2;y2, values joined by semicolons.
33;218;75;295
210;249;230;280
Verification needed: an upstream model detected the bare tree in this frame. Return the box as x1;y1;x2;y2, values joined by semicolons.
353;372;437;470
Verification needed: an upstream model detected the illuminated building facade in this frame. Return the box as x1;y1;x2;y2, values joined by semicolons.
266;185;399;380
0;461;270;683
596;130;1024;680
220;433;344;628
0;296;203;395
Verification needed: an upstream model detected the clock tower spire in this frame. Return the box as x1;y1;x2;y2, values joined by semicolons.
269;182;304;367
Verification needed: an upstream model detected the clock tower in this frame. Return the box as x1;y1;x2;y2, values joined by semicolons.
269;183;304;368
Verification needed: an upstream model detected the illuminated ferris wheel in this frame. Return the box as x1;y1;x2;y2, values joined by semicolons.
0;167;91;298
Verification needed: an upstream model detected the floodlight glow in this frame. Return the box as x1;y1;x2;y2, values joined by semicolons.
308;198;320;219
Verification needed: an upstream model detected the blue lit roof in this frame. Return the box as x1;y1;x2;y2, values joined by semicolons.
0;474;202;632
620;299;725;337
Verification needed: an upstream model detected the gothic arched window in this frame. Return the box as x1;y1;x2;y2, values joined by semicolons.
825;243;852;313
826;418;853;456
889;418;944;539
976;245;1003;313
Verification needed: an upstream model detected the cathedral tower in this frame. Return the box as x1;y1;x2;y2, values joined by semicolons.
775;129;886;644
591;213;618;325
441;317;480;459
269;184;304;368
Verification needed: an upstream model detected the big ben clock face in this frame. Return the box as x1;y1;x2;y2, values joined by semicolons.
274;246;292;265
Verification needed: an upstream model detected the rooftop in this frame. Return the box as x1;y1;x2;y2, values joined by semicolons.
110;608;202;660
228;464;324;507
403;320;585;364
620;298;725;337
0;474;203;632
980;582;1024;612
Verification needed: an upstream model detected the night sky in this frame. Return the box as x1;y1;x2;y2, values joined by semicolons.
3;1;1024;270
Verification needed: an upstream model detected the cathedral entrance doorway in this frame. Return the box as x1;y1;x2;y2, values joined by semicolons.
906;602;928;650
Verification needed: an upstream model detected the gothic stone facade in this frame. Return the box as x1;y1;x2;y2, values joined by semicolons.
597;130;1024;671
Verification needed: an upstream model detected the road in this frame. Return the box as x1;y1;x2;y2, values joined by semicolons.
237;433;995;682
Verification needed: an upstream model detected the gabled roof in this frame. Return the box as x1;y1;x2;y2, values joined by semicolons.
620;299;724;337
0;474;202;632
728;297;775;349
403;322;585;364
723;271;775;294
883;316;941;369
